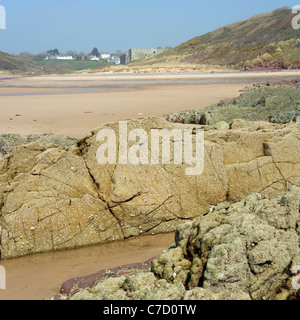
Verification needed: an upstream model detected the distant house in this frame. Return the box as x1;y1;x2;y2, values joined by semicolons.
44;55;56;60
45;55;74;61
108;55;121;65
56;56;74;60
90;55;100;61
100;52;110;59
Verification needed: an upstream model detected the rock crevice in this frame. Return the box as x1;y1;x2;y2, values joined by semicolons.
52;186;300;300
0;118;299;259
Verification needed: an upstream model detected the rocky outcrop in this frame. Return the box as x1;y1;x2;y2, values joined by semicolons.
167;84;300;125
151;186;300;301
0;118;300;259
26;133;77;148
0;133;76;160
54;257;159;300
245;60;300;72
0;134;27;159
52;186;300;300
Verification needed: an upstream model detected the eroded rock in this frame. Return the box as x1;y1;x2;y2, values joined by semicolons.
52;186;300;300
0;118;300;259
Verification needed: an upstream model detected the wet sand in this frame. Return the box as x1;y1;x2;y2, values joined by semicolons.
0;84;245;138
0;233;175;300
1;71;299;138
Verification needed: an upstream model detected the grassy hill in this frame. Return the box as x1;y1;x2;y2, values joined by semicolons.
0;51;43;74
130;7;300;70
0;52;107;74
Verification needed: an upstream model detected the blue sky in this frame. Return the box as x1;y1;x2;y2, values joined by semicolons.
0;0;298;54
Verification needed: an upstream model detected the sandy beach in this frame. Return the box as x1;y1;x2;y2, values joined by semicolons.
0;84;245;138
1;71;299;138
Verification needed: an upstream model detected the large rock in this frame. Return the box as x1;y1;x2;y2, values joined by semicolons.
0;118;300;259
0;143;122;259
52;186;300;300
151;186;300;300
77;117;228;239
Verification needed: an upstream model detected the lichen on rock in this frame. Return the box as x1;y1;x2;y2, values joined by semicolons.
53;186;300;301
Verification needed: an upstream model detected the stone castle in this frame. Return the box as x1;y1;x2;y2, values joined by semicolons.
120;47;172;64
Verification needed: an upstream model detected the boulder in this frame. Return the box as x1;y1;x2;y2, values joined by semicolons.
0;142;122;259
0;118;300;259
52;186;300;300
151;186;300;300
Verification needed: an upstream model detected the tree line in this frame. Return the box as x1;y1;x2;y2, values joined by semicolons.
17;48;125;61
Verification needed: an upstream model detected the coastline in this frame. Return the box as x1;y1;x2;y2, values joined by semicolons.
1;71;300;139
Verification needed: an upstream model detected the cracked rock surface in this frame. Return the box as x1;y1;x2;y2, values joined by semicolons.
0;118;299;259
52;186;300;300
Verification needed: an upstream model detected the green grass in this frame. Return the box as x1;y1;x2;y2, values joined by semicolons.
36;59;108;73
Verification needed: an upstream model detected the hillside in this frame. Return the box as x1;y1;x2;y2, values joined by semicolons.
0;51;110;74
0;51;43;74
130;7;300;70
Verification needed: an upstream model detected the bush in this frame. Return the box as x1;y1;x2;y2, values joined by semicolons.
167;84;300;125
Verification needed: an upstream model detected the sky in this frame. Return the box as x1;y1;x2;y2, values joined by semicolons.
0;0;298;55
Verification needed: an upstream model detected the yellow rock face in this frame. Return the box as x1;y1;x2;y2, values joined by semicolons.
0;118;299;259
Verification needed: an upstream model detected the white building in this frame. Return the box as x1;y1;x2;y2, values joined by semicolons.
56;56;74;60
90;55;100;61
100;52;110;59
45;55;74;60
